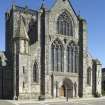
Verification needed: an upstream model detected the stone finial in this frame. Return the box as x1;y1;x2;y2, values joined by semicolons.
12;4;16;10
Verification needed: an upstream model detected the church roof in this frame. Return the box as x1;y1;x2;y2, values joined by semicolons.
15;15;29;41
12;5;37;15
93;59;102;65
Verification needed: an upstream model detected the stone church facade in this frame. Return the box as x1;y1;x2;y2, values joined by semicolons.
0;0;102;100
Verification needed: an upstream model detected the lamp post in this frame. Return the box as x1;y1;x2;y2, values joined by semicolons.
66;87;68;102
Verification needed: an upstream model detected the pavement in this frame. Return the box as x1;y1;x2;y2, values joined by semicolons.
0;100;16;105
0;96;105;105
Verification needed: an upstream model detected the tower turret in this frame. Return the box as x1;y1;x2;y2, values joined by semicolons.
12;14;30;99
14;15;29;54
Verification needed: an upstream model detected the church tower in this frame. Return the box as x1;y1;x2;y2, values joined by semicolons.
12;6;30;99
79;17;88;97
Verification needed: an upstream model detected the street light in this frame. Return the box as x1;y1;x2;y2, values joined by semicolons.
66;87;68;102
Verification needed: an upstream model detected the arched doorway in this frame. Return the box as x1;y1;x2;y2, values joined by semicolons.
59;85;65;97
59;79;73;98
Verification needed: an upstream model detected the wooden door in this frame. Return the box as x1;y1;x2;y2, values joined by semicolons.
59;86;64;96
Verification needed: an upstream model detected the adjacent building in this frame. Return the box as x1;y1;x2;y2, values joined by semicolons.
102;68;105;93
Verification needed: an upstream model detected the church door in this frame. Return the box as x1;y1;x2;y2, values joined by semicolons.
59;85;65;96
59;79;73;98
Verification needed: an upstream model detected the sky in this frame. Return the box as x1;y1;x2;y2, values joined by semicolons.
0;0;105;67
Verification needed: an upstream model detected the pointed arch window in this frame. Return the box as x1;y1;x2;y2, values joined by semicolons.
67;42;79;73
33;62;39;83
87;67;91;86
51;39;64;72
57;12;73;36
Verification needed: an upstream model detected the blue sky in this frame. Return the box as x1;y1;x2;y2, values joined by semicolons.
0;0;105;67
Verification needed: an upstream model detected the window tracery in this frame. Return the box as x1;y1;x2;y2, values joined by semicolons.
51;39;64;72
87;67;91;86
33;61;39;83
67;42;79;73
57;12;73;36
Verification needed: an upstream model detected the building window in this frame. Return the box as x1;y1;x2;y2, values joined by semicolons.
33;62;38;83
67;42;79;73
75;46;79;73
51;39;64;72
28;18;38;45
87;68;91;86
23;66;25;74
57;12;73;36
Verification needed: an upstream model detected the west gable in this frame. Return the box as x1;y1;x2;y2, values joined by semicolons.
48;0;79;39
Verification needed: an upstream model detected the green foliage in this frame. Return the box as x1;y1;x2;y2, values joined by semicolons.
102;90;105;96
94;92;101;97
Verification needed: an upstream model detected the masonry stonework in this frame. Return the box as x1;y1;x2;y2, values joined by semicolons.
0;0;102;100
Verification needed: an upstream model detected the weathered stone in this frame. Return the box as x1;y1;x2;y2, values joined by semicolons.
0;0;102;100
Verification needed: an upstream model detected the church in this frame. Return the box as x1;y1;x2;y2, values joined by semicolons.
0;0;102;100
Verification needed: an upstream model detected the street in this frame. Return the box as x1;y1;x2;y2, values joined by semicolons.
0;97;105;105
19;99;105;105
0;100;15;105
